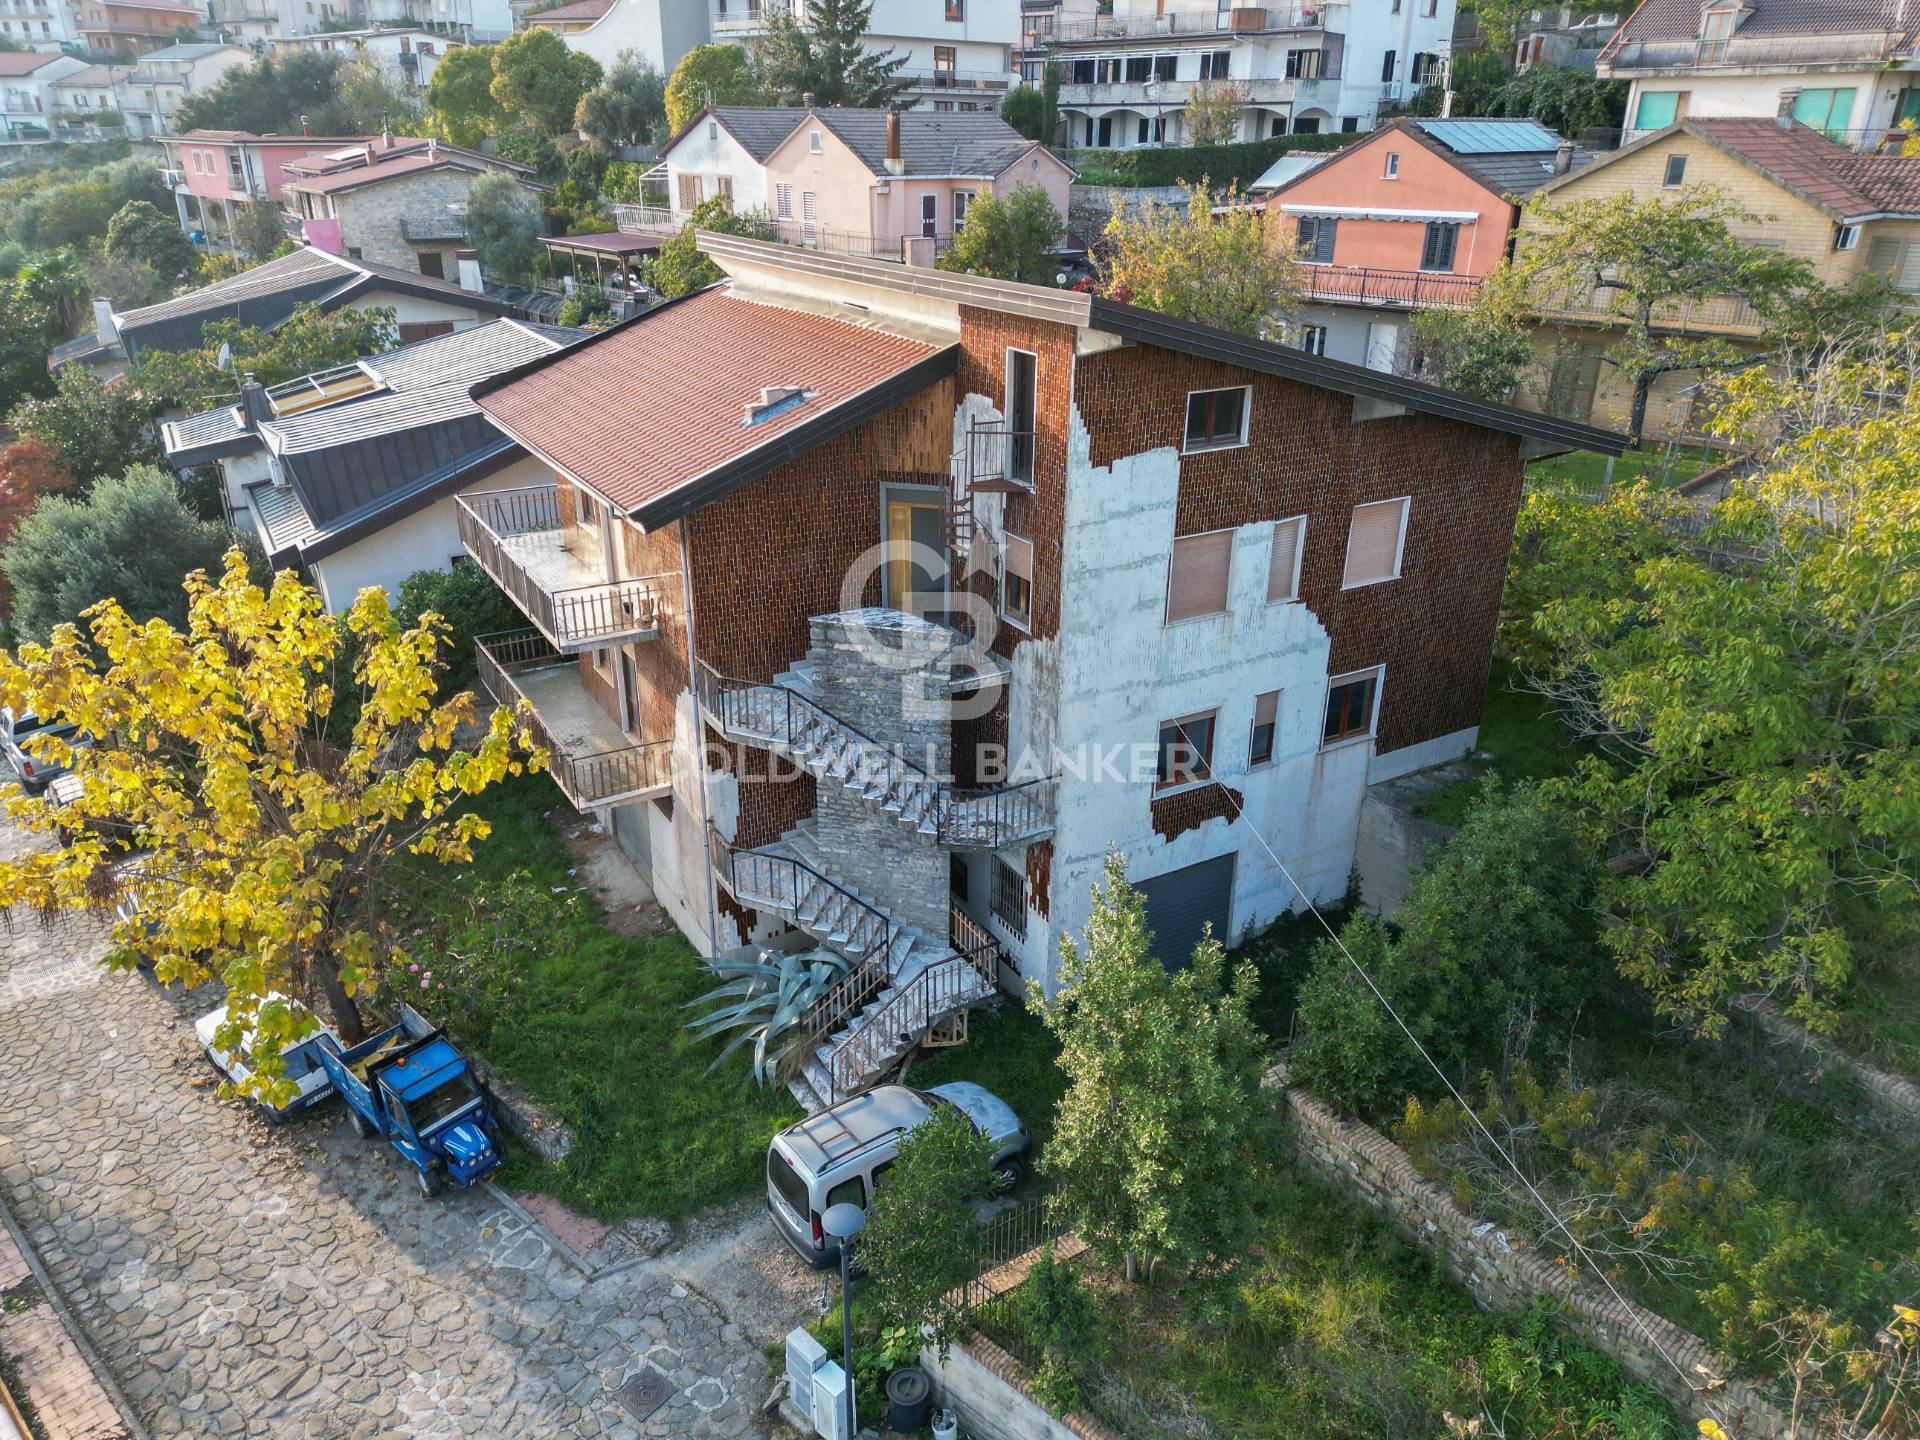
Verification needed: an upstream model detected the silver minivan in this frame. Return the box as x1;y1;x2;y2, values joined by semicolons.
767;1082;1030;1266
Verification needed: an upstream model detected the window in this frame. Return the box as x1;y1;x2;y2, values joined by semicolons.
949;852;969;900
1285;47;1321;78
775;181;793;218
1699;5;1735;59
1199;49;1232;79
1381;48;1396;83
1001;532;1033;630
1295;323;1327;356
1005;348;1037;483
1421;0;1437;13
1835;223;1859;251
1125;54;1151;82
1341;115;1360;132
1249;690;1278;766
1662;153;1687;187
1070;57;1094;83
1383;150;1399;179
1184;386;1248;451
824;1175;865;1211
1166;529;1232;622
802;189;817;225
953;189;973;226
715;175;733;202
1156;711;1216;789
1634;89;1684;130
1791;86;1856;138
1096;55;1121;82
677;172;701;211
576;489;600;529
1420;220;1458;272
990;855;1026;938
1154;54;1176;80
1322;668;1380;746
418;252;444;279
1096;115;1113;147
1410;51;1439;84
1342;497;1409;587
934;44;956;79
945;0;963;18
808;128;822;152
1266;515;1304;602
1295;214;1337;263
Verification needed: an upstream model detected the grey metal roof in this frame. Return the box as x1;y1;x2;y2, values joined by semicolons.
246;479;318;557
812;109;1041;178
48;329;124;368
703;106;813;161
1415;119;1562;153
355;318;582;398
160;403;252;464
118;248;351;331
1454;147;1596;199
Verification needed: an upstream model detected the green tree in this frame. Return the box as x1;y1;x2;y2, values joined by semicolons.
0;283;57;417
105;200;199;282
2;465;236;641
650;193;774;298
1183;79;1246;146
1289;915;1406;1115
424;43;506;146
333;56;424;136
234;200;290;264
173;52;353;135
0;552;538;1057
1040;61;1060;144
134;303;395;411
7;366;159;490
575;50;667;149
664;43;760;134
393;562;527;696
752;0;908;109
1406;273;1534;400
34;182;116;250
1013;1244;1098;1413
1510;185;1814;441
860;1106;996;1360
467;170;546;286
935;185;1063;284
1033;853;1268;1289
13;249;86;337
83;249;168;312
1097;184;1299;338
490;130;561;180
1000;85;1047;141
1506;334;1920;1036
490;29;603;138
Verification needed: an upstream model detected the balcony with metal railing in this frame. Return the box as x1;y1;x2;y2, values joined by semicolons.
1058;73;1325;107
1297;265;1484;309
1598;29;1911;73
1044;2;1341;43
475;629;674;811
897;67;1016;91
456;484;670;653
1532;284;1767;338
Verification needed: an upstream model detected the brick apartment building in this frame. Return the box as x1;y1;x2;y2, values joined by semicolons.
461;234;1620;1109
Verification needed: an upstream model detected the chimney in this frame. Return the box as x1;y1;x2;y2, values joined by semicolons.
381;121;393;149
300;112;310;135
92;297;115;348
455;248;483;293
801;91;814;108
239;373;271;431
427;137;438;162
1553;139;1574;173
1776;89;1797;126
885;104;904;175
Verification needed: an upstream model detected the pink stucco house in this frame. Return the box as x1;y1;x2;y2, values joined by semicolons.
161;130;398;247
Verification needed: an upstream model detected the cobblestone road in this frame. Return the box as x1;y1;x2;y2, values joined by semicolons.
0;840;776;1439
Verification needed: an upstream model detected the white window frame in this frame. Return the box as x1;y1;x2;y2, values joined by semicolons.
1296;323;1327;355
1383;150;1399;179
1835;223;1859;251
1321;665;1383;750
775;182;793;219
1000;531;1034;633
1248;688;1280;768
1164;525;1235;625
809;128;822;153
1267;513;1306;603
1341;496;1409;590
1181;384;1252;455
1662;153;1688;188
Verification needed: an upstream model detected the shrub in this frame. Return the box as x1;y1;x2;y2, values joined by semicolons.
1289;914;1410;1114
1065;132;1351;190
391;561;523;694
1014;1243;1098;1413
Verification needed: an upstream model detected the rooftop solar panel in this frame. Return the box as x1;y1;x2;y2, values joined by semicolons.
1416;118;1562;153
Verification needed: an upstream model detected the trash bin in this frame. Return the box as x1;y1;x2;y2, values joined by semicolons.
887;1367;933;1433
930;1405;958;1440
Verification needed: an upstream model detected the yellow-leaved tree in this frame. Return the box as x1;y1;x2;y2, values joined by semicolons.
0;551;544;1099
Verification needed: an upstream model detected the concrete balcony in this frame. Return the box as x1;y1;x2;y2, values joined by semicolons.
897;67;1014;92
1045;3;1340;43
456;484;669;653
1298;264;1484;310
475;629;672;811
1059;74;1329;108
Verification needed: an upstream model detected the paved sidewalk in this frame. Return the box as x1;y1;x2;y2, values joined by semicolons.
0;1200;135;1440
0;833;774;1440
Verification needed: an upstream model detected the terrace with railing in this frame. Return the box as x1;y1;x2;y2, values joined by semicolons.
1044;2;1341;43
475;630;674;810
456;484;670;653
1598;28;1912;72
1298;265;1484;309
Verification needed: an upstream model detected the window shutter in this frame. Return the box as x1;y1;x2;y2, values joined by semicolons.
775;182;792;218
717;175;733;201
1254;690;1278;728
1342;498;1407;587
677;173;701;211
1267;517;1303;601
1314;217;1337;263
802;190;817;224
1167;531;1232;621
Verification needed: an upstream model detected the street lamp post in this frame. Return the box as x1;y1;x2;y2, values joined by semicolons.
822;1202;866;1439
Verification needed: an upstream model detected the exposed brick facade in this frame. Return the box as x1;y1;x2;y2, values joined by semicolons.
1075;345;1526;756
1149;782;1244;842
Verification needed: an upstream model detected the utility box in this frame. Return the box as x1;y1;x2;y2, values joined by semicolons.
812;1360;852;1440
785;1328;828;1431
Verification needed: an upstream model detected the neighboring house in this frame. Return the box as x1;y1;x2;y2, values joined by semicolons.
536;0;1018;108
49;64;137;140
1516;116;1920;433
652;106;1074;259
207;0;294;47
364;0;514;41
73;0;207;56
160;319;584;608
1032;0;1455;146
1267;117;1591;369
71;244;528;375
1596;0;1920;147
0;0;84;53
1514;9;1619;72
0;51;85;141
461;229;1619;1113
281;137;544;274
161;130;413;243
272;28;464;92
117;41;250;133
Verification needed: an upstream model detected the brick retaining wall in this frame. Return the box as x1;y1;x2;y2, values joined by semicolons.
1736;997;1920;1130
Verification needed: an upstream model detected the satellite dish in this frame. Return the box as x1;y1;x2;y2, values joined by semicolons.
215;342;232;370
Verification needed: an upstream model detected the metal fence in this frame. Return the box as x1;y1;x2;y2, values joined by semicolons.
1298;265;1482;309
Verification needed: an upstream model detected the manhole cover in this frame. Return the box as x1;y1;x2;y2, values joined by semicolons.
618;1366;673;1422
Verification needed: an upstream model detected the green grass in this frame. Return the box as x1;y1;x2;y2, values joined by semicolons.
1837;933;1920;1079
1525;444;1720;497
906;1002;1067;1155
1416;656;1582;827
388;774;800;1223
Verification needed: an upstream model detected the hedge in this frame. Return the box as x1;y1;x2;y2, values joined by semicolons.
1063;132;1355;190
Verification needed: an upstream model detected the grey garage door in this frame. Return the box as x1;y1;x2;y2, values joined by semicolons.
610;802;651;873
1135;854;1236;971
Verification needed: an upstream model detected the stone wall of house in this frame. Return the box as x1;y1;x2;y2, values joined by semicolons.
1269;1066;1794;1439
336;167;486;272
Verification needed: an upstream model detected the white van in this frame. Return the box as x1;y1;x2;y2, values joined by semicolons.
767;1083;1030;1266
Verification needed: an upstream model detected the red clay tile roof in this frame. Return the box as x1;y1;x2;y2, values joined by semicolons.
528;0;614;20
0;52;70;74
473;288;945;516
1828;155;1920;213
1681;117;1920;218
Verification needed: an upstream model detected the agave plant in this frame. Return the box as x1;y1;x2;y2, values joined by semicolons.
683;946;850;1086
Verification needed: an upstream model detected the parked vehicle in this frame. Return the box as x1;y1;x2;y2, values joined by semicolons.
1;708;79;795
315;1004;503;1196
44;772;139;852
767;1083;1031;1266
195;994;343;1120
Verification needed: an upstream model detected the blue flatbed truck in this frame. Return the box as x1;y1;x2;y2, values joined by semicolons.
316;1005;504;1196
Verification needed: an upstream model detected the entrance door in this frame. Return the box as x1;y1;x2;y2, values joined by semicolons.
884;495;946;619
1135;855;1236;971
618;649;642;736
1364;320;1401;373
921;193;938;238
1005;349;1037;484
